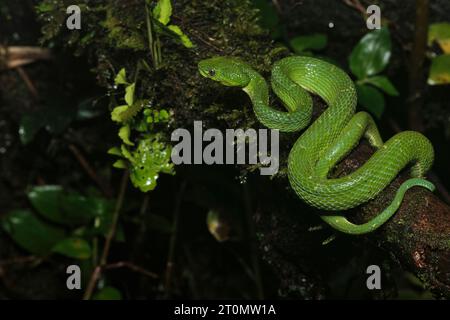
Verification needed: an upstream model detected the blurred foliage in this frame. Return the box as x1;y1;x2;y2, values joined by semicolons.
2;185;116;260
427;22;450;85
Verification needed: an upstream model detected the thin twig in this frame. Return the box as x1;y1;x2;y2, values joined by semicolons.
1;46;51;69
68;144;113;197
164;180;187;296
16;67;39;100
104;261;159;279
83;170;129;300
342;0;367;17
0;256;41;267
243;184;264;299
131;194;150;259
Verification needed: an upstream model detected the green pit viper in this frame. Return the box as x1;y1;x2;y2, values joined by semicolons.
198;56;435;235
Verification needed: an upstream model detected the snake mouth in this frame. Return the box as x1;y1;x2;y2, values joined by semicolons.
199;68;209;78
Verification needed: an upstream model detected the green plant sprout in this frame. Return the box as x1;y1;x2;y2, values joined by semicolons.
145;0;194;69
108;68;175;192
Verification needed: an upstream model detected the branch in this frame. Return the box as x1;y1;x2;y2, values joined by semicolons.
255;101;450;298
334;140;450;297
407;0;429;132
83;170;129;300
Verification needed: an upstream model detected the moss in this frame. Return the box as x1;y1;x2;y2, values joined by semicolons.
37;0;287;177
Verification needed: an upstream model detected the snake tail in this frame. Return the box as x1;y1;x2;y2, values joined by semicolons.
321;178;436;235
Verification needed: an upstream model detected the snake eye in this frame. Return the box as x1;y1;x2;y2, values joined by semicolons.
208;69;216;77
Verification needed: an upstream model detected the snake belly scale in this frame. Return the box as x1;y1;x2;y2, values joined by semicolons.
198;56;435;235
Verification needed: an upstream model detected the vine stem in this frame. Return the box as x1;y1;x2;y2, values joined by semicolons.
68;144;113;198
164;180;187;296
83;170;129;300
243;183;264;299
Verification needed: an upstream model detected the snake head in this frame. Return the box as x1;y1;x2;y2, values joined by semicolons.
198;57;251;87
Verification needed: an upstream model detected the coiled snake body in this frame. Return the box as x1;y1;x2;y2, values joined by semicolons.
198;56;435;235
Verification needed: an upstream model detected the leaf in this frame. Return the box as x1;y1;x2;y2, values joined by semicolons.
93;286;122;300
2;210;66;255
19;95;78;144
159;109;170;121
153;0;172;25
121;144;134;161
19;113;45;144
59;194;99;225
28;186;92;226
111;105;129;122
114;68;128;85
363;76;399;96
356;84;385;119
107;147;122;156
76;97;103;120
118;125;134;146
52;237;92;260
113;159;128;169
349;27;391;79
289;34;327;54
125;83;135;106
167;25;194;48
428;54;450;85
129;136;175;192
428;23;450;53
28;185;64;223
36;3;55;13
111;100;148;123
252;0;282;39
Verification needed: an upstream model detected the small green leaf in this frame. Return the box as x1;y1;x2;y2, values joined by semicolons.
113;159;128;169
118;125;134;146
108;147;122;156
111;105;129;123
356;84;385;119
289;33;327;54
93;286;122;300
36;3;55;13
363;76;399;96
350;27;391;79
125;83;135;106
2;210;66;255
159;109;170;121
114;68;128;85
167;25;194;48
121;144;134;161
428;23;450;53
52;237;92;260
153;0;172;25
428;54;450;85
